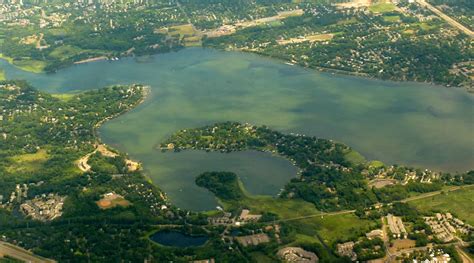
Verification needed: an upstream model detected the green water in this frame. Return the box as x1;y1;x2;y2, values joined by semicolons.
1;48;473;210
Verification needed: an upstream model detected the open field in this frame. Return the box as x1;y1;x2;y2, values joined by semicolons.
220;180;377;246
344;149;366;165
12;59;47;73
0;53;14;64
277;33;334;45
7;149;49;173
51;93;75;101
220;180;320;219
409;187;474;225
169;24;197;36
369;3;396;13
228;195;321;220
369;178;397;189
289;213;378;245
97;194;131;210
383;15;401;22
336;0;371;9
49;45;83;60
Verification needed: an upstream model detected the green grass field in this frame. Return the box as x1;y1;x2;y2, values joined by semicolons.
49;45;84;60
409;187;474;225
7;149;49;173
221;180;320;219
0;69;5;81
1;53;47;73
383;15;401;22
344;149;366;165
12;59;47;73
218;179;378;246
369;3;396;13
289;213;379;245
51;93;75;101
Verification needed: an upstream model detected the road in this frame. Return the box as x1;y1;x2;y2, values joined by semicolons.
0;241;56;263
401;184;474;203
274;209;356;223
416;0;474;38
457;246;474;263
270;185;473;223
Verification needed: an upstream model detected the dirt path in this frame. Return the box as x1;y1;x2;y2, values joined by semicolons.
416;0;474;38
77;144;140;173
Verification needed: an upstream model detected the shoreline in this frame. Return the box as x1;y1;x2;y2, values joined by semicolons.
234;48;473;93
91;85;151;171
73;56;108;65
1;48;472;93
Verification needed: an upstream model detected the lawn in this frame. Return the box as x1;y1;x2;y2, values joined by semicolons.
12;59;47;73
250;252;275;263
369;3;396;13
51;93;75;102
289;213;379;245
409;186;474;225
49;45;84;60
414;22;438;31
233;195;321;220
169;24;198;36
221;180;321;220
0;69;5;81
1;51;47;73
7;149;49;173
383;15;401;22
336;17;358;25
0;53;14;64
344;149;366;165
215;178;378;246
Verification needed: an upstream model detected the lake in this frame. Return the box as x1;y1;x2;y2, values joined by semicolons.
150;231;208;247
1;48;473;210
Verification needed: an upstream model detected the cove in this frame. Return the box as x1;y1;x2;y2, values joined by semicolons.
1;48;473;210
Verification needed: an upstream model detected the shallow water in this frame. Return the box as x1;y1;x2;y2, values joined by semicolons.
2;48;473;210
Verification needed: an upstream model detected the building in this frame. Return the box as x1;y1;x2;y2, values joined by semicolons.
337;241;356;261
366;229;384;240
235;233;270;247
239;209;262;222
277;247;319;263
387;214;407;239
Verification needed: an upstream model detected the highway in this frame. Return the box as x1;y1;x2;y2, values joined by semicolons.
416;0;474;38
0;241;56;263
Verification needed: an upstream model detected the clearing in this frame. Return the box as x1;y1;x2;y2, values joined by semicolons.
409;186;474;225
369;3;396;13
96;192;131;209
7;149;49;173
277;34;334;45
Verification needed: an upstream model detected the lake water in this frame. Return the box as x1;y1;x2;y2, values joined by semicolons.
1;48;473;210
150;231;208;247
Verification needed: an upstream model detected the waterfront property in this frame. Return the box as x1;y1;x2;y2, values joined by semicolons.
1;48;473;210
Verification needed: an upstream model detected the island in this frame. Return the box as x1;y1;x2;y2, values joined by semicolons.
0;85;472;261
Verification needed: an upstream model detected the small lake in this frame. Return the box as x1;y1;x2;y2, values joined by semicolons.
150;231;208;248
1;48;473;210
